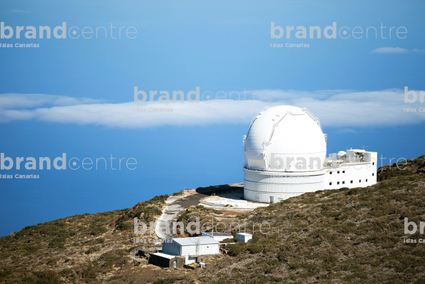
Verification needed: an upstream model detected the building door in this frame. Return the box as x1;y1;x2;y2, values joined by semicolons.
270;196;274;203
173;260;177;268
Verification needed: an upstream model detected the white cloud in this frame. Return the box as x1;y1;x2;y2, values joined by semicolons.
370;47;409;54
370;47;425;54
0;93;102;109
0;90;424;128
0;109;35;122
30;101;267;128
412;49;425;53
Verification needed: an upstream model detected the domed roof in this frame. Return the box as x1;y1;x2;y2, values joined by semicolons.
244;105;326;171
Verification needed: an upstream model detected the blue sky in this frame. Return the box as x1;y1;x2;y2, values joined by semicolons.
0;0;424;237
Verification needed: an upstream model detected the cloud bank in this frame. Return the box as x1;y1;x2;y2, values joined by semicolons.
0;93;102;109
0;89;423;128
370;47;425;54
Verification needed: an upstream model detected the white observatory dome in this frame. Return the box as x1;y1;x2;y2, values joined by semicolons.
243;105;327;203
244;105;326;171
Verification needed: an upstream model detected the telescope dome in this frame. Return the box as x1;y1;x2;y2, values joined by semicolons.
244;105;326;172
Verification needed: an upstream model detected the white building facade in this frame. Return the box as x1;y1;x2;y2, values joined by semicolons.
161;237;220;264
324;149;377;189
243;105;377;203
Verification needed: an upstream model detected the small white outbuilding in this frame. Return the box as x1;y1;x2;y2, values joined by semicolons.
161;237;220;264
237;233;252;243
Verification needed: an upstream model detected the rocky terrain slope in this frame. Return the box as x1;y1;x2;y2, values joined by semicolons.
0;155;424;284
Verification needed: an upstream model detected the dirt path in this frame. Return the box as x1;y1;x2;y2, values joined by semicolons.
155;192;208;239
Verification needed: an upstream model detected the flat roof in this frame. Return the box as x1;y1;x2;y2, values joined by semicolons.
237;233;252;236
152;252;176;259
172;236;219;246
203;232;232;237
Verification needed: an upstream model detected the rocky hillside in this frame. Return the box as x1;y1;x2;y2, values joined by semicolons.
378;155;425;181
175;161;425;284
1;156;425;284
0;194;172;284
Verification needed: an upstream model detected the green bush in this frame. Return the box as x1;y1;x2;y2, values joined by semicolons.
250;235;260;243
32;271;60;283
277;251;288;262
95;238;105;244
153;278;177;284
23;244;42;253
222;238;235;243
89;225;107;236
103;255;122;268
82;262;99;282
48;237;66;249
228;244;246;256
147;195;169;204
116;221;132;231
247;244;263;254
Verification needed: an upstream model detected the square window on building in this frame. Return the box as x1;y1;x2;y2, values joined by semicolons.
337;182;340;185
372;173;375;176
337;171;340;174
342;181;345;184
330;172;332;174
366;179;368;182
329;182;332;185
359;180;361;183
350;180;353;184
372;162;375;165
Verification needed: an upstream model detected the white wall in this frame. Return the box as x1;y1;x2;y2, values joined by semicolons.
180;244;219;257
324;152;377;190
244;152;378;202
244;168;325;203
162;240;220;264
181;244;220;264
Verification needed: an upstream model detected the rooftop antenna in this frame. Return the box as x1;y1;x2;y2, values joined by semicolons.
195;237;200;257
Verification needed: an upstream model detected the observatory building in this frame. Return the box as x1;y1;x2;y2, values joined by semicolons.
243;105;377;203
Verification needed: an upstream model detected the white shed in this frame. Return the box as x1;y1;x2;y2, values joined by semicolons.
237;233;252;243
161;237;220;264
